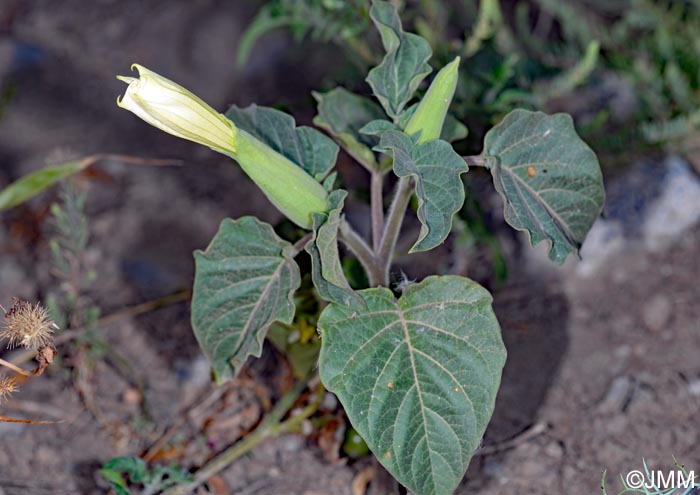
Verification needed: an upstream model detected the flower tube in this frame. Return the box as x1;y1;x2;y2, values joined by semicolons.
117;65;328;228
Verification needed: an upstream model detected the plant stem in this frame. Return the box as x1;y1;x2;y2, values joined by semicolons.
463;155;488;168
377;177;414;286
291;232;313;256
163;381;322;495
339;219;383;287
0;358;31;377
370;171;385;252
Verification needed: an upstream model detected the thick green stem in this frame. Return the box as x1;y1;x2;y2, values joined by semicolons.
377;177;414;286
339;219;383;287
163;381;321;495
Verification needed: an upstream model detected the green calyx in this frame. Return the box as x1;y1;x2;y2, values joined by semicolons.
231;130;329;230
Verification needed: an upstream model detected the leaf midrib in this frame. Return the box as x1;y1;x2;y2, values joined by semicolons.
502;164;578;247
216;257;286;360
396;300;439;493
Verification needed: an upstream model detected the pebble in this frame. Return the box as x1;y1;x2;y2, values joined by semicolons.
321;392;338;411
688;379;700;396
597;376;632;414
122;388;141;406
544;441;564;459
642;295;672;332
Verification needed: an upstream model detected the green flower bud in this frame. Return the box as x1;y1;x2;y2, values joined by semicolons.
117;64;237;153
117;64;328;229
404;56;460;144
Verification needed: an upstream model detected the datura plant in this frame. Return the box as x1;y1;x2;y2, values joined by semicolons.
117;2;604;494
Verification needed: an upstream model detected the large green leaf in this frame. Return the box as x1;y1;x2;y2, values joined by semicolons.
483;109;605;263
305;189;364;309
319;275;506;495
366;1;432;118
0;160;90;212
313;87;386;170
192;217;300;383
226;104;338;180
377;130;469;252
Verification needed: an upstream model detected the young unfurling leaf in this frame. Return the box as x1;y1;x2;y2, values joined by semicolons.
376;131;469;252
366;1;432;118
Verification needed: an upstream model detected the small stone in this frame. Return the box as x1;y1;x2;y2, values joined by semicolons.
544;441;564;459
123;388;141;405
688;380;700;396
598;376;632;414
321;392;338;410
642;295;672;332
